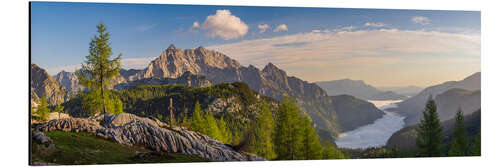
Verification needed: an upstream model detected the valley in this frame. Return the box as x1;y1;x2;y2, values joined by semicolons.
335;100;405;149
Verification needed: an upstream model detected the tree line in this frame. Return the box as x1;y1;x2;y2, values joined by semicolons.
416;97;480;157
182;96;345;160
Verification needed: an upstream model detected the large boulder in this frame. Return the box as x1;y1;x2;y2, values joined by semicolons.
37;113;265;161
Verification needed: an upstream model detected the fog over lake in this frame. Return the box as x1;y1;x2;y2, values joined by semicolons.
335;100;405;149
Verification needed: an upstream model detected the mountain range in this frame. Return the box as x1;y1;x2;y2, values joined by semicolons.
391;72;481;125
33;45;389;140
316;79;407;101
378;86;423;97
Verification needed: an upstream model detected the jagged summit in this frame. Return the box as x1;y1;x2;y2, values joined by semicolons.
262;63;288;78
166;44;177;50
127;46;343;136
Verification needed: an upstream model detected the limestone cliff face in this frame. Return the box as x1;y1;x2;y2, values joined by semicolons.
54;71;82;93
129;45;341;137
36;113;265;161
114;71;212;90
31;64;71;106
132;45;242;82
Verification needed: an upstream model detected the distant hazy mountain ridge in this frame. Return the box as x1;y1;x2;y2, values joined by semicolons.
316;79;407;100
393;72;481;125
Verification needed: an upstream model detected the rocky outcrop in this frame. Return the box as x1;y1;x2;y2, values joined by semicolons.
31;64;71;106
32;132;53;144
114;71;212;89
36;113;265;161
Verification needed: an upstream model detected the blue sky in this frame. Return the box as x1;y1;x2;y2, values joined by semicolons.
31;2;480;87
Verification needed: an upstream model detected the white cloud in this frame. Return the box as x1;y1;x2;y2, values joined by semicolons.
207;29;480;85
189;21;200;32
364;22;387;27
258;24;270;33
339;26;356;31
201;10;249;40
273;24;288;32
192;21;200;28
412;16;431;25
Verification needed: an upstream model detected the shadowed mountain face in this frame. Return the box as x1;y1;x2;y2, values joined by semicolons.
31;64;71;106
316;79;407;101
330;95;385;132
393;72;481;125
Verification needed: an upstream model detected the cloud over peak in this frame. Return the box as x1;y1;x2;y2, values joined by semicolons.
201;9;249;40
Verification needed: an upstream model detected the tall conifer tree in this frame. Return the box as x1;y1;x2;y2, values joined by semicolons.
416;97;443;157
274;96;303;160
77;22;122;116
448;108;469;156
248;102;276;159
300;116;323;160
190;101;204;132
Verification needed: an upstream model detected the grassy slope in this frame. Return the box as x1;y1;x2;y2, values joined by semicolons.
31;131;207;165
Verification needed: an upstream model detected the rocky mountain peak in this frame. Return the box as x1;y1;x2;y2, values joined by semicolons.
54;70;82;93
31;64;71;106
166;44;177;51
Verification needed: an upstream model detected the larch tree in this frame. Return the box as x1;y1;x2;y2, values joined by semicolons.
416;96;443;157
322;142;345;159
190;101;204;132
249;102;276;160
218;117;231;144
274;96;303;160
448;108;469;156
77;22;122;116
35;96;51;122
300;116;323;160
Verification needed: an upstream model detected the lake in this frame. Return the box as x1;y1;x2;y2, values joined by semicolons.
335;100;405;149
